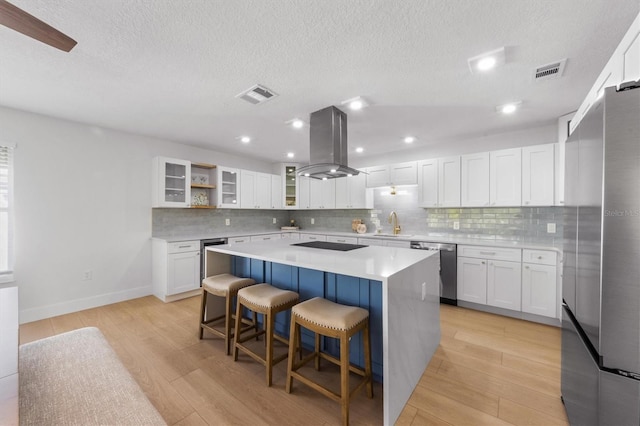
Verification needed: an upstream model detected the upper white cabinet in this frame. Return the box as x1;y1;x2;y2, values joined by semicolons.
522;144;555;206
417;159;438;208
490;148;522;206
271;174;282;209
461;152;490;207
298;176;311;209
365;162;417;187
152;157;191;208
282;164;299;209
217;166;240;208
240;170;271;209
309;179;336;209
438;156;461;207
418;157;461;208
335;173;372;209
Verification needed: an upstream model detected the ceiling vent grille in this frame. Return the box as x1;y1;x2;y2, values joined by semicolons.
236;84;278;104
533;59;567;82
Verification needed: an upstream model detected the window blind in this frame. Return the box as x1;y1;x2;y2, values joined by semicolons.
0;145;14;282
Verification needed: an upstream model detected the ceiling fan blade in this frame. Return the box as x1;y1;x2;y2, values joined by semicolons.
0;0;76;52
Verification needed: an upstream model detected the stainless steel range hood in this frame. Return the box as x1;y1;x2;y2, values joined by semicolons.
296;106;360;179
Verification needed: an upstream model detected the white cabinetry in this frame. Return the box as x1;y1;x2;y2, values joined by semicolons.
438;156;461;207
461;152;490;207
299;233;327;242
217;167;240;208
250;234;281;242
152;157;191;208
326;235;358;244
152;240;201;302
490;148;521;206
365;162;417;187
228;236;250;245
240;170;271;209
457;245;522;310
309;179;335;209
335;173;372;209
417;159;438;208
522;144;555;206
487;260;522;311
522;249;557;318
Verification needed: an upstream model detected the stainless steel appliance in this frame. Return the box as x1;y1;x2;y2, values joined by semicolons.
200;238;227;281
410;241;457;305
561;83;640;425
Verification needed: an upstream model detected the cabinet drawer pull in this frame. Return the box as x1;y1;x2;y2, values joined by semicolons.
337;239;345;242
525;265;530;269
480;251;496;255
236;239;245;243
178;245;191;249
481;261;486;265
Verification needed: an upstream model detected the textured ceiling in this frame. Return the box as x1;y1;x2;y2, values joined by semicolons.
1;0;638;164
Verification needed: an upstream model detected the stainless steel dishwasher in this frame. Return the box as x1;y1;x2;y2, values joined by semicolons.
200;238;228;281
410;241;457;305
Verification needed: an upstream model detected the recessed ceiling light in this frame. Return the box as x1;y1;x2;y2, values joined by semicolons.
287;152;295;158
240;136;251;143
341;96;369;111
286;118;305;129
477;57;496;71
404;136;416;144
468;47;506;74
496;101;522;114
330;169;336;173
304;173;310;177
322;177;328;181
355;147;364;153
347;174;353;177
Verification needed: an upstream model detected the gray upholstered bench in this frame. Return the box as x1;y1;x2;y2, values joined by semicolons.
19;327;166;425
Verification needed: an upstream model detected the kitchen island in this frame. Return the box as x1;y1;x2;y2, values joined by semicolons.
204;239;440;426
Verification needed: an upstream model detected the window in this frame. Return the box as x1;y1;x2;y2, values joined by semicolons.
0;144;14;283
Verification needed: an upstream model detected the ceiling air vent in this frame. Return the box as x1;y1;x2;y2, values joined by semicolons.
235;84;278;104
533;59;567;82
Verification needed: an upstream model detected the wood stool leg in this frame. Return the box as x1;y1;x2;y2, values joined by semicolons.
224;293;233;355
363;322;373;398
233;298;243;361
199;290;207;339
266;309;274;386
285;317;298;393
340;333;350;426
297;323;303;360
314;332;321;370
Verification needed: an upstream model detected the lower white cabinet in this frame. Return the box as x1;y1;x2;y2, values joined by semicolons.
152;239;201;302
457;257;487;304
326;235;358;244
299;233;327;242
250;234;281;242
522;249;557;318
357;237;410;248
487;260;522;310
458;245;559;320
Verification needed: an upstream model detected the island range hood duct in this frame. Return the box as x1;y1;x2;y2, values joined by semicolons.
296;106;361;180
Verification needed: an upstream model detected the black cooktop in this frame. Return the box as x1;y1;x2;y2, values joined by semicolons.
292;241;368;251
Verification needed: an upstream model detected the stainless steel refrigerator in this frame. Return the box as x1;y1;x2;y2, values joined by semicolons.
562;82;640;425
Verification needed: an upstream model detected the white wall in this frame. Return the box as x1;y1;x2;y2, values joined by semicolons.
350;123;556;168
0;106;272;324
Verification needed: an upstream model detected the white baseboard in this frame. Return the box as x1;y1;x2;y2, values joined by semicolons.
19;286;154;324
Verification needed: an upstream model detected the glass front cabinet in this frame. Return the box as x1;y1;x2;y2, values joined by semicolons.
283;164;298;209
217;166;240;208
152;157;191;208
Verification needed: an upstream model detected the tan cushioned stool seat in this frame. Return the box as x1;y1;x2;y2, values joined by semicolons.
202;273;256;296
238;283;299;309
292;297;368;331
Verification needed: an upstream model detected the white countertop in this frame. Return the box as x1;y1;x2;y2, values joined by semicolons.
156;229;560;253
206;239;436;281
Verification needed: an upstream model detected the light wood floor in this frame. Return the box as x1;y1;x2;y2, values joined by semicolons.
19;296;569;425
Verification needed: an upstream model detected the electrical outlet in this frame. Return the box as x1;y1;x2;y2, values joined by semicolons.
225;218;230;226
421;282;427;301
272;218;276;224
311;218;315;225
547;223;556;233
453;221;460;230
83;270;92;281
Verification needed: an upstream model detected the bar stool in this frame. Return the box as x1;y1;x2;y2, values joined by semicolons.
199;273;256;355
286;297;373;426
233;283;299;386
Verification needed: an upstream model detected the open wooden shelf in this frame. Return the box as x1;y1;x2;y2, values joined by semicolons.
191;162;216;169
190;205;217;209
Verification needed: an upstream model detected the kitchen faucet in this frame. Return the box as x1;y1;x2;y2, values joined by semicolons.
388;211;401;235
